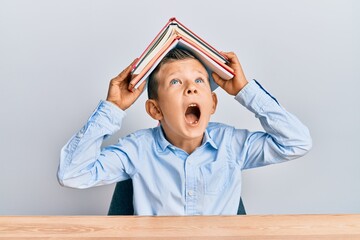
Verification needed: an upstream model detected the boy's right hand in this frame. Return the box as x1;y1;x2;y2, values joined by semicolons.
106;59;146;110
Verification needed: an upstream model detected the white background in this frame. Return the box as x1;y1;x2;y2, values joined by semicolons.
0;0;359;215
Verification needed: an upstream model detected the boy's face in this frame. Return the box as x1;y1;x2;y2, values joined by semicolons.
146;59;217;149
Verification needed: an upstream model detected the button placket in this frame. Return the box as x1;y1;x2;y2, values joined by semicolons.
184;156;197;215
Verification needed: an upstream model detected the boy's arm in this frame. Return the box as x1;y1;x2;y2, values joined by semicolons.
58;61;146;188
58;100;129;188
213;52;312;168
234;80;312;169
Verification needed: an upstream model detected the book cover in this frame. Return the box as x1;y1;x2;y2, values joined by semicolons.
129;17;234;91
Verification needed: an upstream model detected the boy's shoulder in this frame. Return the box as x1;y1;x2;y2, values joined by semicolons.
206;122;236;139
207;122;234;130
117;127;159;151
206;122;250;149
126;127;157;139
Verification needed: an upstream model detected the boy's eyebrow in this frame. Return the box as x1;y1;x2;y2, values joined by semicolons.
195;70;208;77
168;70;207;77
166;74;208;82
162;68;209;82
166;71;181;78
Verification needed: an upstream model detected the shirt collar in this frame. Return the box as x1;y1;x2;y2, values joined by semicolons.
156;126;171;152
155;126;218;152
202;129;218;150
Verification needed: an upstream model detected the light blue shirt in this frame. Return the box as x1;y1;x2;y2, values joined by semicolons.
58;80;312;215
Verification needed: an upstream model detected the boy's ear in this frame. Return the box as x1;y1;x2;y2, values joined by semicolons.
145;99;163;120
211;92;218;114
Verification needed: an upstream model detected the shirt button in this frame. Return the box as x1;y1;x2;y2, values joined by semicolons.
188;190;195;196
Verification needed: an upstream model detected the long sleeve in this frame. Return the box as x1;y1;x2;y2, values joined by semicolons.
57;100;130;188
233;80;312;169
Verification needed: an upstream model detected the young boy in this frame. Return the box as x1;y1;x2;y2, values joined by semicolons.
58;48;312;215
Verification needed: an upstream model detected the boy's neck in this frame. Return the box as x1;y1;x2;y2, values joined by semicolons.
161;128;204;154
174;138;203;155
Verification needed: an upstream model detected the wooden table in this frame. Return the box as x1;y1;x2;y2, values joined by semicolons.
1;215;360;239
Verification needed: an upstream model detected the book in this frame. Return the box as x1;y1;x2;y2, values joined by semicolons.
129;17;235;91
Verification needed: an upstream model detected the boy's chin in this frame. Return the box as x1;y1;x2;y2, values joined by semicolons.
185;122;208;136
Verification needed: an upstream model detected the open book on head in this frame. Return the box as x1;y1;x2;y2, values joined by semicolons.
129;17;235;91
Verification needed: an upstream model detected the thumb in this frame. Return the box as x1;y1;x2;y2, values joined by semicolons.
212;72;226;89
114;58;138;84
131;79;147;99
135;80;147;95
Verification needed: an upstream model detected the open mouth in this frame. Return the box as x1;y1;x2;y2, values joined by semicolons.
185;103;201;125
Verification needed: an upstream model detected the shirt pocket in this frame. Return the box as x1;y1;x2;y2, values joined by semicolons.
200;161;236;195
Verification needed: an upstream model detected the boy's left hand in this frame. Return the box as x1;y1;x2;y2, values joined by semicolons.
212;52;248;96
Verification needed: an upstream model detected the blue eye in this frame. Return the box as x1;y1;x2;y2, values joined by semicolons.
195;79;204;83
170;79;180;85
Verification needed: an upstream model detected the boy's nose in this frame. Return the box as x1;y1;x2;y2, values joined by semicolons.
185;85;198;95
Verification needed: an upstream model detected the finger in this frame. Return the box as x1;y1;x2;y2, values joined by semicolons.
220;51;235;57
133;80;146;96
120;58;138;75
126;80;146;106
221;52;242;74
114;58;138;83
212;72;226;89
221;52;239;65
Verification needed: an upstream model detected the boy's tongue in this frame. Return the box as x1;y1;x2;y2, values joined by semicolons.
185;112;198;123
185;106;200;124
